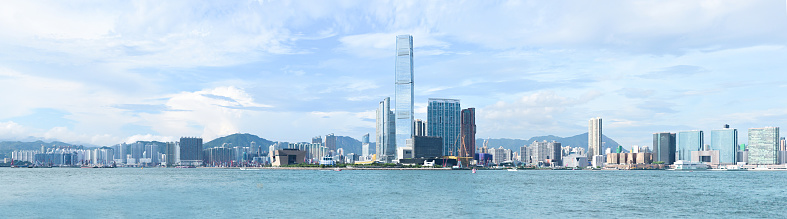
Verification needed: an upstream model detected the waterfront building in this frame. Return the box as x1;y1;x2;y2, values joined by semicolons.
414;119;426;137
588;117;602;160
179;137;203;166
361;133;372;157
747;127;779;165
653;132;676;165
564;154;588;168
165;142;178;166
395;34;414;152
412;136;442;158
691;150;720;165
520;146;528;164
130;142;144;165
143;144;159;165
780;137;786;151
325;133;337;153
288;142;328;164
711;125;737;164
527;141;562;166
427;98;460;156
459;108;476;158
203;146;233;166
376;97;396;162
677;130;703;161
271;149;306;167
488;146;511;165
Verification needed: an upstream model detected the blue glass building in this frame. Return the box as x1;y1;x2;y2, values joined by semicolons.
395;35;414;152
677;130;703;161
427;98;460;156
711;128;737;164
653;132;676;165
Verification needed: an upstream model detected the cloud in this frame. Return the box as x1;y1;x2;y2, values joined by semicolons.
640;65;708;79
618;88;655;98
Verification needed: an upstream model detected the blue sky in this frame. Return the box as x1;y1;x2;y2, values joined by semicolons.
0;1;786;148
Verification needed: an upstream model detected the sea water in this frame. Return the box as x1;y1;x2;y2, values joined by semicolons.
1;168;786;218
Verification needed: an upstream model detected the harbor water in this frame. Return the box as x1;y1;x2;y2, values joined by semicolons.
1;168;786;218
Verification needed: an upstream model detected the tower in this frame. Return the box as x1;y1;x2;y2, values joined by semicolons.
395;35;414;152
588;117;602;159
376;97;396;162
427;98;460;157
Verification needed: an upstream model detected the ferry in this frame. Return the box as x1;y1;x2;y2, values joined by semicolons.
319;156;336;166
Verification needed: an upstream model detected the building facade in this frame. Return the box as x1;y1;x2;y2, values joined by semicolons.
653;132;676;165
588;117;602;160
711;127;738;164
747;127;779;165
427;98;460;156
179;137;203;166
414;119;426;137
376;97;396;162
459;108;476;158
395;35;414;152
412;136;443;158
677;130;703;161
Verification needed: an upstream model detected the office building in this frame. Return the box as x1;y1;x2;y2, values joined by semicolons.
747;127;779;165
520;146;528;164
427;98;460;156
361;133;371;156
564;154;588;168
711;125;738;164
460;108;476;158
653;132;676;165
325;133;337;153
780;137;786;151
414;119;426;137
412;136;443;158
395;34;414;151
179;137;203;166
677;130;703;161
376;97;396;162
588;117;602;160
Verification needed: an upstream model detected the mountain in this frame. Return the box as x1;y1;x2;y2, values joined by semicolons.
476;132;621;153
203;133;274;150
335;136;362;155
0;140;82;159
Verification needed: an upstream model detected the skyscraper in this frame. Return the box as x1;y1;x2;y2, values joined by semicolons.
588;117;602;159
427;98;460;156
460;108;476;158
711;125;737;164
780;137;786;151
179;137;203;166
325;133;337;152
361;133;371;157
414;119;426;137
376;97;396;162
747;127;779;165
677;130;703;161
395;35;414;152
653;132;676;165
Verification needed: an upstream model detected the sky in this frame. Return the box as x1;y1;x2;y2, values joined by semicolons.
0;0;786;148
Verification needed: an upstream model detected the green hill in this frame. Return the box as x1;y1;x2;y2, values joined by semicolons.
203;133;274;150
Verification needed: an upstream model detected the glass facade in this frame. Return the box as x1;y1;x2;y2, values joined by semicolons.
427;98;460;156
677;130;703;161
747;127;779;165
395;35;414;151
376;97;396;162
711;128;737;164
652;133;676;165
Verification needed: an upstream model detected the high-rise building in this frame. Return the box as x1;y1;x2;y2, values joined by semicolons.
179;137;203;166
460;108;476;158
711;126;738;164
395;34;414;152
427;98;460;156
414;119;426;137
747;127;779;165
519;146;528;163
412;136;442;158
677;130;703;161
376;97;396;162
653;132;676;165
325;133;337;152
588;117;602;159
312;136;323;144
780;137;786;151
361;133;371;156
362;133;370;144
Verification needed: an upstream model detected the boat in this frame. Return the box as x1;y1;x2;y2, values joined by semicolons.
507;168;518;172
319;156;336;166
333;168;341;171
472;168;476;173
673;160;708;171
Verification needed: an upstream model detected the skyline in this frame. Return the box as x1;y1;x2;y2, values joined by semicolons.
1;1;787;147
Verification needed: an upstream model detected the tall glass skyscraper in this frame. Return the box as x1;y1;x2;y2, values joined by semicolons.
747;127;779;165
376;97;396;162
427;98;460;156
653;132;676;165
711;127;737;164
460;108;476;158
677;130;703;161
395;35;414;151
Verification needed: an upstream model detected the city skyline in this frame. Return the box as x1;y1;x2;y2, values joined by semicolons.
0;1;786;148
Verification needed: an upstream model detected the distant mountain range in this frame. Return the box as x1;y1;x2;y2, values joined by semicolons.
475;132;621;153
0;132;622;159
